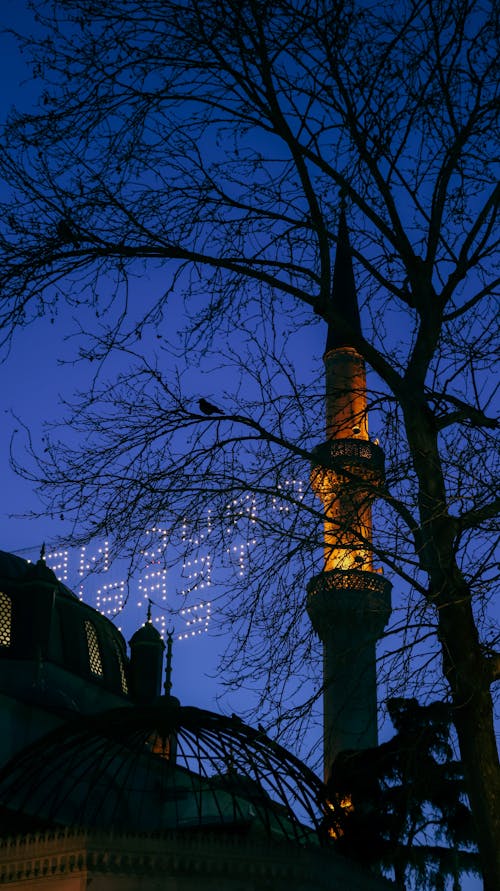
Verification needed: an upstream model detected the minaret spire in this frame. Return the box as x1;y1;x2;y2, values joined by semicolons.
307;204;392;781
326;201;361;352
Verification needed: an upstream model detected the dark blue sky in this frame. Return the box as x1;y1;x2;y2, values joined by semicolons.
0;4;328;727
0;9;493;884
0;4;228;712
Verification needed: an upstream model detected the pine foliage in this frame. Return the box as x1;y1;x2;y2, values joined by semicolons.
326;699;479;889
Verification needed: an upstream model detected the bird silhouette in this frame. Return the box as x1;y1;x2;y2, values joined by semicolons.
56;218;80;248
198;398;224;416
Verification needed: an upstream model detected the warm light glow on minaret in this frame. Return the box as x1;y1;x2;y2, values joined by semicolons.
307;205;391;781
315;343;374;575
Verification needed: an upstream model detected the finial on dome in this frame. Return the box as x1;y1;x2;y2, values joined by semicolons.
146;598;152;623
39;542;46;563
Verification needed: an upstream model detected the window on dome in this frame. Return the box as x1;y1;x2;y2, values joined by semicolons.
0;592;11;647
85;620;103;677
114;640;129;694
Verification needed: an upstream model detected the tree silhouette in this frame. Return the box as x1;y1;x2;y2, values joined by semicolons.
0;2;498;886
326;699;478;889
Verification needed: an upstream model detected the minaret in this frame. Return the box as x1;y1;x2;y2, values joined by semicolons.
307;205;392;781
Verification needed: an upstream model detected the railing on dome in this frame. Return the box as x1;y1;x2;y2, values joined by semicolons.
311;439;385;478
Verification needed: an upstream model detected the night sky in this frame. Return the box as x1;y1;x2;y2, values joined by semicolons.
0;7;493;888
0;1;226;712
0;2;324;720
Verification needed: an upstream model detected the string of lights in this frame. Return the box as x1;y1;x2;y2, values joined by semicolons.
21;481;305;642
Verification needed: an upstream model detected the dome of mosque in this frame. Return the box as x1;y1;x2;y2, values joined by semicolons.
129;620;164;644
0;549;130;701
0;699;328;846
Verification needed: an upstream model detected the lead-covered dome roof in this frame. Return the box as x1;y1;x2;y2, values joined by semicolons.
0;549;75;598
0;700;328;846
0;549;130;703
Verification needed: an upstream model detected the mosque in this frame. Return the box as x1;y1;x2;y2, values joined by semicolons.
0;211;394;889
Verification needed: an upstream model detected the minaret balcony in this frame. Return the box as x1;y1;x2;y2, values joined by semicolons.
306;568;392;637
311;439;385;486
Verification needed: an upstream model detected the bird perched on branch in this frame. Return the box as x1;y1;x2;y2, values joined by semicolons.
56;218;80;248
198;398;224;416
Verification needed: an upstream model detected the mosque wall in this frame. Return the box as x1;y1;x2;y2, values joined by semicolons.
0;829;393;891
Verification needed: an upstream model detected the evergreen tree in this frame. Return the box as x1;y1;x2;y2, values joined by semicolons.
327;699;479;890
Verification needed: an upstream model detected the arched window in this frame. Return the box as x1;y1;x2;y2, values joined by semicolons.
0;591;11;647
113;640;129;694
85;620;103;677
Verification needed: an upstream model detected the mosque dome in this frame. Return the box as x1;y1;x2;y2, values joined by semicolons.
129;619;164;645
0;699;329;846
0;549;130;703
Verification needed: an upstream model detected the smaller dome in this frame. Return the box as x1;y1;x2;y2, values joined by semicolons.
24;558;59;586
128;612;165;702
0;550;75;599
129;620;164;645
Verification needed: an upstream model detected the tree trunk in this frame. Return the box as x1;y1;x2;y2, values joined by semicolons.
404;408;500;891
438;592;500;891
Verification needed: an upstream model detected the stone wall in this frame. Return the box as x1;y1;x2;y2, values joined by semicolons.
0;827;395;890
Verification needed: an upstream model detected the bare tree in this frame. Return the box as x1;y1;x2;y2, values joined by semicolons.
0;1;498;886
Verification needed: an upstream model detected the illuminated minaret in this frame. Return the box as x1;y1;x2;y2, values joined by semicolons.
307;206;392;781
